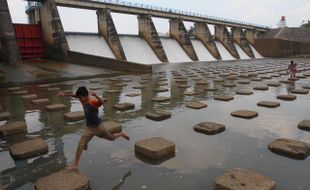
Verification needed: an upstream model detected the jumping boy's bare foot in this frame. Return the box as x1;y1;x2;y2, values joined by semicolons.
121;132;130;141
66;163;79;171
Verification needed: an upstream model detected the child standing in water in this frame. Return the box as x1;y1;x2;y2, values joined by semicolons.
58;86;129;170
288;61;297;79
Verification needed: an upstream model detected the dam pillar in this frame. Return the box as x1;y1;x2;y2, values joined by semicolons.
0;0;21;63
170;18;198;61
215;25;240;59
194;22;221;59
97;9;126;61
232;27;254;58
39;0;69;61
138;14;168;62
245;30;256;45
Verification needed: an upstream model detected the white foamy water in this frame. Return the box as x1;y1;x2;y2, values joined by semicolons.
191;39;216;61
66;34;115;59
215;41;235;60
160;37;192;63
250;44;263;58
234;43;250;59
119;36;161;64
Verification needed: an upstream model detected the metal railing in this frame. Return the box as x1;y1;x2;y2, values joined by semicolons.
25;0;270;29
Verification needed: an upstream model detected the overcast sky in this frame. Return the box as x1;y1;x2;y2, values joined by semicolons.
7;0;310;34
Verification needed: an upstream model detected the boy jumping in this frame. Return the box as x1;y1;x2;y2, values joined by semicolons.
58;86;129;169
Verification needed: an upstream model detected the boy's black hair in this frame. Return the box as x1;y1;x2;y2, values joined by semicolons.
291;60;294;64
75;86;89;97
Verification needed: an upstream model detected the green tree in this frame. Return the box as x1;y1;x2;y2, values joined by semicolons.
301;20;310;28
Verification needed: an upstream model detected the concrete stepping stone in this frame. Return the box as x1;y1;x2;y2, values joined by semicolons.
102;121;122;133
64;111;85;122
268;138;310;160
0;112;10;121
113;102;135;111
261;75;272;79
302;85;310;89
214;95;234;101
196;81;209;85
32;98;50;105
279;80;291;84
298;120;310;131
174;79;187;83
22;94;38;100
237;80;250;84
227;75;238;80
251;77;262;82
193;122;225;135
154;87;169;92
46;104;66;111
13;90;28;95
186;101;207;109
47;87;60;92
126;92;141;97
291;89;309;94
231;110;258;119
151;96;170;102
135;137;175;160
145;110;171;121
222;83;236;87
213;78;224;82
183;91;197;96
34;169;90;190
133;85;147;89
0;121;27;136
214;168;276;190
106;89;121;93
253;85;269;91
8;87;21;92
177;84;190;88
114;83;127;87
257;101;280;108
10;138;48;160
267;82;281;87
235;90;253;95
277;94;296;101
205;87;218;91
37;84;51;88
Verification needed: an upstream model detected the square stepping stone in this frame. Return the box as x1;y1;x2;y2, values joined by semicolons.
237;80;250;84
21;94;38;100
0;112;10;121
133;85;147;89
13;90;28;95
291;89;309;94
253;85;269;91
47;87;60;92
205;87;218;91
106;89;121;93
213;78;224;82
235;90;253;95
186;101;207;109
10;138;48;160
222;83;236;88
257;101;280;108
196;81;209;85
38;84;51;88
126;92;141;97
32;98;50;105
267;82;281;87
214;95;234;101
34;170;90;190
64;111;85;122
154;87;169;92
102;121;122;133
268;138;310;160
178;84;190;88
193;122;226;135
298;120;310;131
214;168;276;190
302;85;310;89
135;137;175;160
183;91;197;96
145;110;171;121
0;121;27;136
8;87;21;92
151;96;170;102
113;102;135;111
231;110;258;119
277;95;296;101
46;104;66;111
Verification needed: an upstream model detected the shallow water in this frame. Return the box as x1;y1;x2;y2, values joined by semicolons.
1;59;310;190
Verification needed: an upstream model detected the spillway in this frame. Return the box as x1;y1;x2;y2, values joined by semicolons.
66;33;115;59
234;43;250;59
119;35;161;64
191;39;216;61
250;44;263;58
160;37;192;63
215;41;235;60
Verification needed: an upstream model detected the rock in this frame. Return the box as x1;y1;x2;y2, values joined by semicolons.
237;80;250;84
291;89;309;95
277;95;296;101
47;87;60;92
38;84;51;88
302;85;310;89
193;122;225;135
10;138;48;160
64;111;85;122
151;96;170;102
205;87;218;91
8;87;21;92
235;90;253;95
214;168;276;190
102;121;122;133
114;83;127;87
145;110;171;121
183;91;197;96
186;101;208;109
251;77;262;82
253;85;269;91
279;80;291;84
106;89;121;93
222;83;236;88
46;104;66;111
13;90;28;95
0;121;27;136
268;138;310;160
133;85;147;89
34;169;90;190
154;87;169;92
267;82;281;87
257;101;280;108
261;75;272;79
126;92;141;97
0;112;10;121
135;137;175;160
298;120;310;131
214;95;234;101
231;110;258;119
32;98;50;105
21;94;38;100
177;84;190;88
113;102;135;111
196;81;208;85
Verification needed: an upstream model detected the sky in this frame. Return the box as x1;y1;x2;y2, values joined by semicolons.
7;0;310;35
